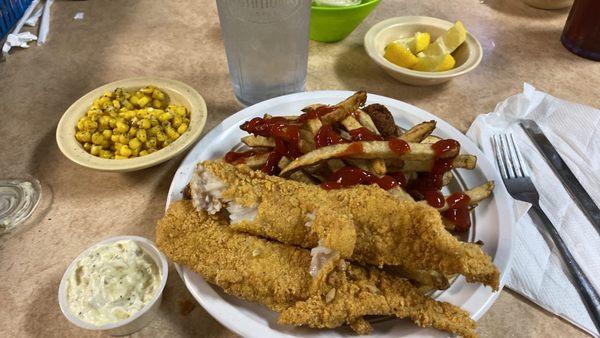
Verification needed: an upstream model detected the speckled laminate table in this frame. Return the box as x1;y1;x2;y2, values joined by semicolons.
1;0;597;337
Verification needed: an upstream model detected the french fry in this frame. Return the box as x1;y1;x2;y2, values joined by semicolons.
399;120;436;142
421;135;441;144
289;170;316;184
242;152;269;169
241;135;275;148
340;115;387;175
402;155;477;172
280;141;457;175
442;171;454;186
355;109;380;135
432;181;495;212
320;91;367;125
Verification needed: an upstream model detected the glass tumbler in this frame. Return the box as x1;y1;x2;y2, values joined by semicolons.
561;0;600;61
216;0;312;106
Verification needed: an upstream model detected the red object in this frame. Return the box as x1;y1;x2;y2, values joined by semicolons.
389;171;407;188
432;139;460;158
320;166;399;191
224;150;257;164
561;0;600;61
389;138;410;155
338;142;364;157
441;192;472;232
349;127;383;141
315;125;347;148
298;105;336;122
423;190;445;208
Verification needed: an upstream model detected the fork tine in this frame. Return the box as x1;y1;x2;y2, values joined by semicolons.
499;134;516;178
503;134;522;177
492;135;509;179
509;134;529;177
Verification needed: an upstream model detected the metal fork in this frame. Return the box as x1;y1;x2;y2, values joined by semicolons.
493;133;600;330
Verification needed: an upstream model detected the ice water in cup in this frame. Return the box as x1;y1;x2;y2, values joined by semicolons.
216;0;312;106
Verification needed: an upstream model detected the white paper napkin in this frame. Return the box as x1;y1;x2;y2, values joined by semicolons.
466;83;600;337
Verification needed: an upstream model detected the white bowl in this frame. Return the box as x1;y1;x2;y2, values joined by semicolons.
58;236;168;336
56;77;207;172
364;16;483;86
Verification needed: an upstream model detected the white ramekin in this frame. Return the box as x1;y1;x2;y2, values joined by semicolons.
58;236;168;336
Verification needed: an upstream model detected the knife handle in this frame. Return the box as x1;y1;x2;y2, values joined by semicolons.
531;204;600;331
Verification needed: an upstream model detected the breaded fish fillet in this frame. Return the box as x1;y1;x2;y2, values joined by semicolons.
191;160;499;290
156;200;477;337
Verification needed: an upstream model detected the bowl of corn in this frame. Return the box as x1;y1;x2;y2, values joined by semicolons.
56;77;207;172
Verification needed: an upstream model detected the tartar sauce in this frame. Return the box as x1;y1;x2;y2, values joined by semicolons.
67;240;160;326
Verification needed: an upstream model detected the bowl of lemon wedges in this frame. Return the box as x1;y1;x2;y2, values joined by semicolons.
364;16;482;86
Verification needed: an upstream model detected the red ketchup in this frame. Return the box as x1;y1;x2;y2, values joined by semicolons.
407;138;461;208
349;127;382;141
320;167;399;191
224;150;257;164
239;116;304;175
298;105;336;123
315;125;347;148
389;138;410;155
441;192;471;232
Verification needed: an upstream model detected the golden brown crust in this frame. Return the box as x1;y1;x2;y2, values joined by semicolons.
156;200;478;337
200;160;499;290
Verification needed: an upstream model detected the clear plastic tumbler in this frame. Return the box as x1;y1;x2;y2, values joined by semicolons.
216;1;312;106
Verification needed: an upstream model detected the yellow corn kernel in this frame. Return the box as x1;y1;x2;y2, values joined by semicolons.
90;145;102;156
115;121;129;133
137;96;150;107
138;118;151;129
139;150;149;157
129;138;142;150
130;95;139;105
115;155;128;160
128;126;138;137
146;138;157;149
102;129;112;139
136;109;148;119
108;117;117;128
152;99;163;109
83;119;98;131
113;142;123;151
131;147;140;157
99;115;111;128
156;131;167;142
124;101;134;110
182;117;190;125
112;99;121;109
91;132;104;145
140;86;154;94
152;89;165;100
158;112;173;123
172;116;182;128
101;140;110;149
119;145;132;157
162;139;171;148
83;142;92;151
177;123;188;134
99;150;113;159
147;147;157;154
76;118;86;131
76;131;91;143
165;126;180;140
148;125;161;136
98;96;110;105
118;134;130;144
136;129;148;143
110;134;120;143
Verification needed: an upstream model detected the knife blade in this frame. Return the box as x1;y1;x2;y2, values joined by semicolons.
520;120;600;236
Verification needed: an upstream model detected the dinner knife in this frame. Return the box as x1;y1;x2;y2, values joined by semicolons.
520;120;600;236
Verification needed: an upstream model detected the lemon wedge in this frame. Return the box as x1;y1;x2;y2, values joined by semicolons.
383;42;419;68
422;21;467;57
394;32;430;54
412;53;456;72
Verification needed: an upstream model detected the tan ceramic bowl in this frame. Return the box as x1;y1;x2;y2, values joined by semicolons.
56;77;207;172
364;16;483;86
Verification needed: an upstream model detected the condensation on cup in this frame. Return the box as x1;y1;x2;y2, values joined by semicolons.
216;0;312;106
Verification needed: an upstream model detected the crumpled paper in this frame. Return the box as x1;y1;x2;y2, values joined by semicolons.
466;83;600;337
2;32;38;55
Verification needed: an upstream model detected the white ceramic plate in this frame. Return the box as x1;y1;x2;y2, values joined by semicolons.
165;91;514;338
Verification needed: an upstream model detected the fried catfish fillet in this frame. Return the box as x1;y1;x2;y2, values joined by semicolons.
191;160;499;290
156;200;477;337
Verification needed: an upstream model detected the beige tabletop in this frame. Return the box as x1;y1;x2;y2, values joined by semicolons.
0;0;597;337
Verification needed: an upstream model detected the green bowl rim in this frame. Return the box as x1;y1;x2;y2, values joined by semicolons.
311;0;380;11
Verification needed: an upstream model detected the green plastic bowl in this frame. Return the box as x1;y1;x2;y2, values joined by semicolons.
310;0;381;43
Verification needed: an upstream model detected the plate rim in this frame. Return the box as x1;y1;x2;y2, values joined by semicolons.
165;90;515;337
